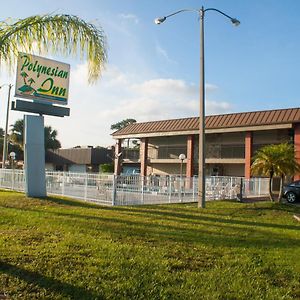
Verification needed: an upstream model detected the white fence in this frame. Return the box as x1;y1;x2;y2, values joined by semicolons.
0;170;269;206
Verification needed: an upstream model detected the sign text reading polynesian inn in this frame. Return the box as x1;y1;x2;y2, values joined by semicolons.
15;52;70;105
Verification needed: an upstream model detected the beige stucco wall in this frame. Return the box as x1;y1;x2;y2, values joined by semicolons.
222;164;244;177
148;162;244;177
205;163;244;177
147;163;186;176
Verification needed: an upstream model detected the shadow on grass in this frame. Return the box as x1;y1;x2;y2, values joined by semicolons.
44;196;105;210
101;205;300;231
0;260;99;299
2;194;299;250
16;205;300;250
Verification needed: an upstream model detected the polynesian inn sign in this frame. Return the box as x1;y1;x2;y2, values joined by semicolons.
15;52;70;105
12;52;71;198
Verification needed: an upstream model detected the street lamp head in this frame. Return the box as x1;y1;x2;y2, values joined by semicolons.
9;152;16;160
231;18;240;26
154;16;166;25
179;153;186;161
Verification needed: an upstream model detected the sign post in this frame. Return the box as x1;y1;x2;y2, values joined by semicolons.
13;52;70;198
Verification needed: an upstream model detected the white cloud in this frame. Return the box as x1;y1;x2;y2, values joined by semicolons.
155;44;177;64
205;83;218;92
118;13;139;24
0;63;232;148
206;100;232;115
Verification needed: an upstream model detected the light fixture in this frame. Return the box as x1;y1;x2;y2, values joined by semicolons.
9;152;16;160
179;153;186;161
154;17;166;25
231;18;240;26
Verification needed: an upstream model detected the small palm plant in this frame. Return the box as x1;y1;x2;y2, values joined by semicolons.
251;143;300;202
27;78;35;86
20;71;28;85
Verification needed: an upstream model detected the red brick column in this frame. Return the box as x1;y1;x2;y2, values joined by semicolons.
294;124;300;180
245;131;252;179
114;139;122;175
186;135;194;177
140;138;148;176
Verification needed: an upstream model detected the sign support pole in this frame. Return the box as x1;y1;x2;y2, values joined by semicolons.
24;115;47;198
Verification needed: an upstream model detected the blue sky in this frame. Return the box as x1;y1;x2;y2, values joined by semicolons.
0;0;300;147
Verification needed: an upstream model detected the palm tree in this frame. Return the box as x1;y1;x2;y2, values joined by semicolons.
275;143;300;201
10;119;61;151
251;143;300;202
44;126;61;150
0;14;107;83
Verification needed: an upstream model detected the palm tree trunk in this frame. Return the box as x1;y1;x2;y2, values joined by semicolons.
269;175;275;202
278;174;284;203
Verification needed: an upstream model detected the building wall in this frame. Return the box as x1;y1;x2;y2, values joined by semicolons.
222;164;244;177
119;128;295;177
191;163;245;177
69;164;86;173
147;163;186;176
45;163;55;171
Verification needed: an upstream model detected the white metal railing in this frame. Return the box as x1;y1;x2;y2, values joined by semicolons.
0;169;25;192
242;177;269;198
0;169;269;206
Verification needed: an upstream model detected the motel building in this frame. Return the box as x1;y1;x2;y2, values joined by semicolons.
112;107;300;180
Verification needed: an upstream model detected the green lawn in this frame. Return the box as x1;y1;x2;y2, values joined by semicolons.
0;190;299;300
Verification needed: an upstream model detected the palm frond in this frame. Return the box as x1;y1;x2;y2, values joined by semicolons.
0;14;107;83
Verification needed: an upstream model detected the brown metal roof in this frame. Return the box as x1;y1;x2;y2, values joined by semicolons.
112;107;300;137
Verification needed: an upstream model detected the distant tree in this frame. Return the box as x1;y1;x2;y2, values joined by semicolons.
110;119;136;131
0;126;22;161
100;163;114;173
111;118;137;149
10;119;61;151
251;143;300;202
10;119;24;148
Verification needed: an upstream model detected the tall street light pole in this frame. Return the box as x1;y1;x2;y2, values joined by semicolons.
199;7;206;208
155;7;240;208
1;84;13;169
